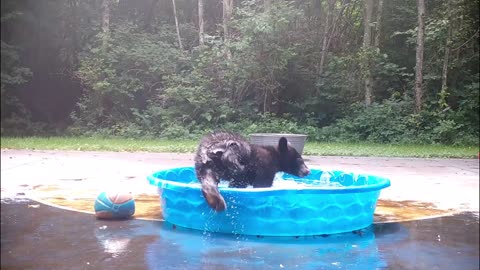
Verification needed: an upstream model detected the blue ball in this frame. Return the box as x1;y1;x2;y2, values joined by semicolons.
94;191;135;219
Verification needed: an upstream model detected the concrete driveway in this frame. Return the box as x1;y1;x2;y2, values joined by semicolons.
1;149;479;270
1;149;478;216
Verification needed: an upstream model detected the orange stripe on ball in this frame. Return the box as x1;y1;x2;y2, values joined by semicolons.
108;192;133;204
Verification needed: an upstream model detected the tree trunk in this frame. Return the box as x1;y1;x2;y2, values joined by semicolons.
144;0;159;32
198;0;204;46
313;0;322;18
264;0;271;11
262;0;271;114
363;0;374;106
263;89;268;115
318;0;334;77
325;0;349;70
101;0;111;52
171;0;183;50
440;0;452;107
362;0;373;57
374;0;384;48
68;0;79;70
414;0;426;113
312;0;322;42
222;0;233;59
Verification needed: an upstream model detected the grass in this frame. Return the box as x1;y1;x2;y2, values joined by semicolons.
1;136;478;158
0;136;198;153
304;142;478;158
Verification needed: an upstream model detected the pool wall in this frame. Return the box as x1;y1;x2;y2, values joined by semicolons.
148;167;390;236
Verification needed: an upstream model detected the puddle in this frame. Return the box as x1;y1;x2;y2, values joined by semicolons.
2;199;477;270
375;200;455;223
31;185;162;220
28;184;455;223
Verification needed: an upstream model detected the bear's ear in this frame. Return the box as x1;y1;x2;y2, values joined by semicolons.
227;140;239;148
207;147;224;159
278;137;288;153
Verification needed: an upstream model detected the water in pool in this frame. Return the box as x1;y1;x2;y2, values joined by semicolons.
217;171;359;189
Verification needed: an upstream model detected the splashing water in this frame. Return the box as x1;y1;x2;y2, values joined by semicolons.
215;172;353;189
272;172;345;188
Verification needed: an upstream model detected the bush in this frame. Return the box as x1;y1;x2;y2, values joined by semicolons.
317;98;479;145
71;24;183;133
317;99;411;143
1;114;58;137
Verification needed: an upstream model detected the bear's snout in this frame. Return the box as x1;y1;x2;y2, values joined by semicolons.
298;165;310;177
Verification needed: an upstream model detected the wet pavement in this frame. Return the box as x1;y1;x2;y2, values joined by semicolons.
1;199;478;270
1;150;478;212
1;149;479;269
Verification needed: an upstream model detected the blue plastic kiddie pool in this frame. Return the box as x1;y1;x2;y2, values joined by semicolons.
147;167;390;236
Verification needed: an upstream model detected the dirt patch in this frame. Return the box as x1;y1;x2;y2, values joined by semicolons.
30;185;455;223
375;199;455;223
31;185;163;220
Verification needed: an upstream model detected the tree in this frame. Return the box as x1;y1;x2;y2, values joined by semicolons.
101;0;111;51
414;0;425;112
439;0;452;109
0;0;477;144
264;0;271;11
318;0;334;77
374;0;384;48
318;0;349;77
171;0;183;50
362;0;374;106
144;0;160;32
198;0;204;46
222;0;233;58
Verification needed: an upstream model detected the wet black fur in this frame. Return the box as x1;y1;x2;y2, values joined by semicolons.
194;131;310;211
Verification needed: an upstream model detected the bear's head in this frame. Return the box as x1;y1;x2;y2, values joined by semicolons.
278;137;310;177
207;138;251;174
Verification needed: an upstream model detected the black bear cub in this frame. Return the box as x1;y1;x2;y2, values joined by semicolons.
194;132;310;211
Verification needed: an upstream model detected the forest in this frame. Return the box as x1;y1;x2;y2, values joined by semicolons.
1;0;478;145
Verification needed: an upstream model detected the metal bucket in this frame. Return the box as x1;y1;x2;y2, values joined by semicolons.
249;133;307;154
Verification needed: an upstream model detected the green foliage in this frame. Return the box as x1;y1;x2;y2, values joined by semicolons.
454;76;479;132
1;0;478;147
220;113;319;139
131;0;314;138
71;23;183;134
318;97;479;145
228;0;308;113
0;22;33;135
0;42;31;88
318;99;410;143
1;115;46;136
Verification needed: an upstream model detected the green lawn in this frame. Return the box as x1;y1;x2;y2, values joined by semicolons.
1;136;478;158
0;136;198;153
304;142;478;158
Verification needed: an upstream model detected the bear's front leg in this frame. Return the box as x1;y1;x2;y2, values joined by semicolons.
196;167;227;211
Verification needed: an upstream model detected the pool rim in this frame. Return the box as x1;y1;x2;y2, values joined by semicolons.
147;166;391;195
